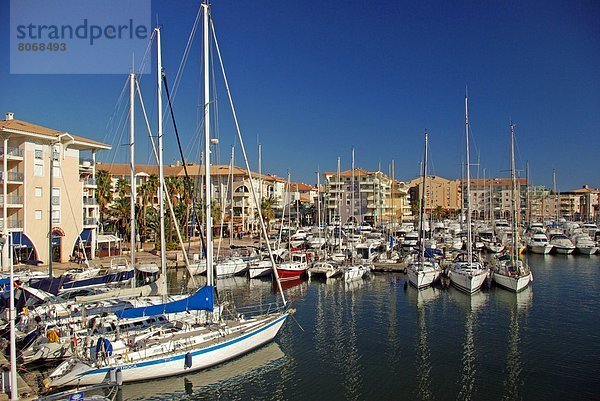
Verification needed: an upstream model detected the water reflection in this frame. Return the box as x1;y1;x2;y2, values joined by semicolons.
115;342;285;400
448;288;489;401
496;287;533;401
407;286;441;401
344;277;362;400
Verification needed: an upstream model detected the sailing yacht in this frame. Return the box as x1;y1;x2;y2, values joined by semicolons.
45;4;289;387
492;123;533;293
407;131;442;289
447;94;487;294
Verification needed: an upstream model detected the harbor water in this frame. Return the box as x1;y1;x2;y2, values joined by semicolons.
111;254;598;400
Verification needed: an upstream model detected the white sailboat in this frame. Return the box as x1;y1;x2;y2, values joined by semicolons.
45;5;289;388
492;123;533;292
407;131;442;289
447;93;487;294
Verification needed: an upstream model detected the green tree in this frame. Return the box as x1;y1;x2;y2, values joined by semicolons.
96;169;113;231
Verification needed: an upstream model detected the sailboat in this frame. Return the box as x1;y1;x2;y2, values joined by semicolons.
44;4;289;387
407;131;442;289
447;93;488;294
492;123;533;292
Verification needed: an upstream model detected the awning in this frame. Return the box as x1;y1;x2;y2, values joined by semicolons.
77;228;93;243
97;234;122;244
11;232;33;249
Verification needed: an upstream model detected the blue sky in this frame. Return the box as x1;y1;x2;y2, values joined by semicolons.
2;0;599;190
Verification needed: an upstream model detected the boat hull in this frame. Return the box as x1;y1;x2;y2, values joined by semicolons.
493;271;533;292
47;314;289;388
448;270;487;294
529;245;553;254
407;266;441;289
553;246;574;255
276;268;306;281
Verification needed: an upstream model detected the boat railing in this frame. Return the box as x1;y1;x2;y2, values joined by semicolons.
232;301;287;319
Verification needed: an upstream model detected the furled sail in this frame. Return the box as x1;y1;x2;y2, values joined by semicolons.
115;286;214;318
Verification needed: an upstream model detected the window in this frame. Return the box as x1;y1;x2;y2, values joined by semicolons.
34;210;42;220
52;188;60;206
52;210;61;224
34;164;43;177
34;145;44;177
34;149;43;159
34;187;42;197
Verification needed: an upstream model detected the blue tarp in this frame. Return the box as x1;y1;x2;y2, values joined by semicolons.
77;229;93;243
11;232;34;249
115;286;215;319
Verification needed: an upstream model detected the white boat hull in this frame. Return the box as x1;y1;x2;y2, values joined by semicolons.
448;269;487;294
529;245;553;254
576;246;598;255
343;265;368;282
407;266;441;289
554;246;574;255
493;270;533;292
47;314;288;388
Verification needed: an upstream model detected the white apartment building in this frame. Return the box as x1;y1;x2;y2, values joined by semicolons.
0;113;110;269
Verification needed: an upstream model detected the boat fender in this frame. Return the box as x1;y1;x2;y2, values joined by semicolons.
185;352;193;369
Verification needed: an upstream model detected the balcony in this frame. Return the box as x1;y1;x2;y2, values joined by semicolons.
0;147;24;159
0;195;23;206
83;197;97;206
82;178;97;187
0;219;23;230
0;171;24;183
83;217;97;226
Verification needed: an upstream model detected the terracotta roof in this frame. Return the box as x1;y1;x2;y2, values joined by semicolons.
469;178;527;186
323;168;383;178
291;182;315;192
97;163;251;177
0;118;110;150
565;186;600;194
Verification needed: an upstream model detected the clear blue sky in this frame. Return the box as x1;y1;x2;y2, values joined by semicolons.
2;0;599;190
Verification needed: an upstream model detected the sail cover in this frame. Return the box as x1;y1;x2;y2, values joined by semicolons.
115;285;214;318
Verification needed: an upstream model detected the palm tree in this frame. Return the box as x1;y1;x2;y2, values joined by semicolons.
115;177;130;199
96;170;113;231
109;196;130;239
257;195;277;229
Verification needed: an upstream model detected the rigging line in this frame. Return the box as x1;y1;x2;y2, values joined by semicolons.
135;28;156;85
169;4;202;104
105;99;132;170
57;162;90;267
101;77;130;147
161;70;207;256
135;79;197;285
211;18;287;306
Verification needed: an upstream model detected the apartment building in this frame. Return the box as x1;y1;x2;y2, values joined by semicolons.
323;168;410;226
468;178;527;221
406;175;462;215
0;113;110;269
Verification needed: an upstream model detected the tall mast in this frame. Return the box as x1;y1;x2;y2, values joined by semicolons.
553;169;558;222
258;143;262;246
202;2;213;287
337;157;341;225
419;130;428;262
510;122;520;270
129;70;136;284
351;147;355;226
229;145;234;247
316;171;321;229
391;159;395;229
465;93;473;266
156;26;167;295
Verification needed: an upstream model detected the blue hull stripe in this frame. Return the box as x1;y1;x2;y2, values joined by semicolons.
82;314;288;376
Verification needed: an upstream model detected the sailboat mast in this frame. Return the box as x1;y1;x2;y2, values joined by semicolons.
510;122;519;266
316;171;321;229
419;130;428;262
553;169;558;222
351;147;355;225
465;94;473;266
129;71;136;283
156;27;168;295
229;145;234;247
202;2;213;287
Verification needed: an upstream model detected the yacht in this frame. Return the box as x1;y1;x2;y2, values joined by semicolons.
549;233;575;254
527;232;553;254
